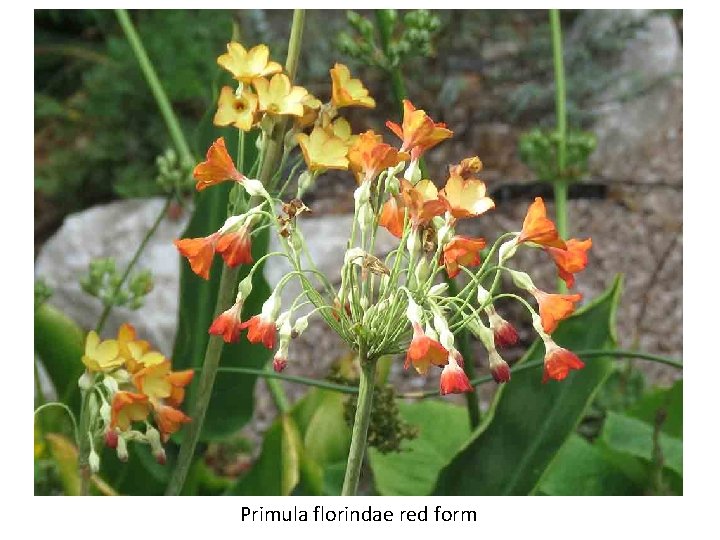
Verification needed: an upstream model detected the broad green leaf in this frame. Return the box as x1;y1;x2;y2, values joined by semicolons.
538;434;641;495
626;380;682;439
369;400;470;496
227;413;303;495
433;276;622;495
34;304;85;413
600;411;682;476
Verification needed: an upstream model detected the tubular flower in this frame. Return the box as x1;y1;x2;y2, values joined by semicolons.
386;99;453;155
193;137;245;191
252;74;308;117
217;42;282;83
517;197;567;249
154;404;191;442
487;309;519;348
216;225;253;267
296;124;351;171
82;331;122;373
174;233;219;280
530;288;583;334
488;350;511;383
348;130;409;184
110;391;150;431
439;350;473;395
546;238;593;288
209;302;244;343
542;343;585;383
378;195;405;238
405;322;449;375
330;63;376;109
213;85;259;131
442;235;486;278
439;174;495;220
241;315;277;349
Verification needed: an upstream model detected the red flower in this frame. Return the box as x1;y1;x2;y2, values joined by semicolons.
405;323;449;375
209;303;243;343
272;355;287;373
439;351;473;395
241;315;277;349
530;288;582;334
546;238;592;288
542;345;585;383
442;235;486;278
488;310;519;348
488;351;511;383
193;137;245;191
517;197;566;249
174;233;219;280
216;225;253;267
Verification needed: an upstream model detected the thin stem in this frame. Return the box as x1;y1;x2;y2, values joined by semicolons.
95;197;172;334
115;9;193;164
215;366;360;394
341;348;376;496
77;389;92;496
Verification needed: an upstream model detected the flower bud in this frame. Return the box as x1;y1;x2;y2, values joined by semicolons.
273;356;287;372
407;230;422;257
297;171;315;198
509;269;534;291
405;296;422;324
102;376;118;395
428;283;448;297
403;158;421;183
354;180;372;209
437;222;453;247
292;315;309;338
488;350;511;383
100;401;111;425
105;429;119;449
146;427;166;465
78;371;94;391
414;256;431;284
243;178;270;199
88;448;100;474
237;276;253;303
499;236;519;262
477;286;491;305
116;434;129;462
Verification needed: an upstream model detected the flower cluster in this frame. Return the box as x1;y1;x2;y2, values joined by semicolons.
174;39;593;394
78;324;193;470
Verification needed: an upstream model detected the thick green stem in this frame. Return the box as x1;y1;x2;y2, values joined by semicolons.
341;348;376;496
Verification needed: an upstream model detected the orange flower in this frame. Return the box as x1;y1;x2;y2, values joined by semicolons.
405;322;449;375
546;238;592;288
330;63;376;109
216;225;253;267
386;99;453;155
154;404;191;442
439;174;495;220
240;314;277;349
209;302;244;343
213;86;259;131
132;361;193;405
378;195;405;238
193;138;245;191
442;235;486;278
542;345;585;383
439;351;472;394
110;391;150;431
217;42;282;83
517;197;566;249
530;288;582;334
348;130;409;183
174;233;219;280
165;369;194;409
379;179;447;237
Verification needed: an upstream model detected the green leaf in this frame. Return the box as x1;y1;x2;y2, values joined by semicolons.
538;434;641;495
99;441;169;495
369;400;470;496
227;414;303;495
626;380;682;439
34;304;85;413
433;276;623;495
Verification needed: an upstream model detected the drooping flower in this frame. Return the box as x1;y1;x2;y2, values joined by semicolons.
379;179;447;237
110;391;150;431
488;349;511;383
253;74;308;117
153;404;191;442
348;130;409;183
546;238;593;288
439;174;495;220
542;343;585;383
486;308;519;348
82;331;123;373
240;315;277;349
209;302;244;343
193;138;245;191
386;99;452;155
296;124;351;172
517;197;566;249
405;322;449;375
215;225;253;267
213;86;259;131
217;42;282;83
442;235;486;278
439;349;473;394
530;288;582;334
378;195;405;238
174;233;219;280
330;63;376;109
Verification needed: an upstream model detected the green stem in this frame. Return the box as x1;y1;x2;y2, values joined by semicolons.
341;348;376;496
215;366;360;394
95;196;172;334
165;9;306;496
77;389;92;496
115;10;193;164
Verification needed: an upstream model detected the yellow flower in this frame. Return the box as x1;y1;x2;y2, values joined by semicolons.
253;74;308;117
213;86;259;131
110;391;150;431
217;42;282;83
330;63;376;109
81;331;123;373
132;360;194;405
295;93;322;129
296;123;351;172
115;323;163;373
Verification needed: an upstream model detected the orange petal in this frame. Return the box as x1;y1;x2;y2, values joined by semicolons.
546;238;592;288
532;289;582;334
174;234;218;280
193;138;244;191
518;197;566;249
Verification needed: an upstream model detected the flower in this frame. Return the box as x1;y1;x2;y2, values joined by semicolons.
209;302;244;343
272;354;287;373
405;322;449;375
216;225;253;267
253;73;308;117
439;350;473;394
546;238;592;288
386;99;452;155
488;350;511;383
132;360;193;404
530;288;582;334
348;130;409;183
542;344;585;383
240;315;277;349
517;197;566;249
330;63;376;109
295;93;323;128
487;310;519;348
378;195;405;238
193;137;245;191
154;404;191;442
449;156;483;179
213;86;259;131
439;174;495;220
174;233;219;280
82;331;123;373
110;391;150;431
442;235;486;278
379;179;447;237
217;42;282;83
296;124;351;171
